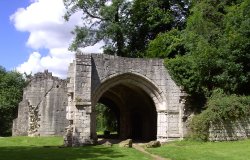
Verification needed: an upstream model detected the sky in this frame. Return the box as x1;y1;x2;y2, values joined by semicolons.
0;0;103;78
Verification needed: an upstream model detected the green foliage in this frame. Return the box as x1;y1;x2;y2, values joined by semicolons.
165;56;199;94
189;91;250;141
220;0;250;94
146;29;184;58
206;91;250;121
145;0;250;141
95;103;118;132
64;0;190;57
0;66;26;136
152;0;250;99
188;110;212;141
126;0;189;57
128;0;175;56
147;139;250;160
64;0;131;56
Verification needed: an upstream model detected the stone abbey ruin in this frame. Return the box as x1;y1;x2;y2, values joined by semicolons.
13;53;250;146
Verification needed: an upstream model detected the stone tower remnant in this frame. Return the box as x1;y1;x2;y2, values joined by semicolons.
13;70;69;136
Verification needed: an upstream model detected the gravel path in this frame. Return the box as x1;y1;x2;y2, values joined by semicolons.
133;143;170;160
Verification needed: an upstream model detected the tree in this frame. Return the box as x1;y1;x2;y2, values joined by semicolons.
0;67;26;136
64;0;190;57
220;0;250;94
64;0;132;56
127;0;190;57
145;0;249;113
183;0;249;95
146;29;185;58
148;0;249;96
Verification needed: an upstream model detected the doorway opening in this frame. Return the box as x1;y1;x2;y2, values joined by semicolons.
95;82;157;141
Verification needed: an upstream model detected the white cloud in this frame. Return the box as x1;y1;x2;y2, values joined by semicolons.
16;51;74;78
11;0;103;78
16;52;43;75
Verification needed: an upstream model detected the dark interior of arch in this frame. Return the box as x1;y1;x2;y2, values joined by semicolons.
97;82;157;141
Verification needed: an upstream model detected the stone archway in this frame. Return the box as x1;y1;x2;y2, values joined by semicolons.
65;53;187;146
92;73;164;141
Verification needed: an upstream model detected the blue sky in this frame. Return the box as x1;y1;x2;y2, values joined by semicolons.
0;0;102;78
0;0;30;70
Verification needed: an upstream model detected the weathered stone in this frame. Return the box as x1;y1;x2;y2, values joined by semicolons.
64;124;74;147
146;141;161;148
103;141;113;147
119;139;132;148
209;119;250;141
13;70;69;136
65;53;188;146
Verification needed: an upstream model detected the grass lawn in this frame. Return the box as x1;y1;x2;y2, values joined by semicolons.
96;131;118;135
0;136;150;160
146;139;250;160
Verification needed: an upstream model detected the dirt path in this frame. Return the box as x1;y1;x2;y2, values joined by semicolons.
133;143;170;160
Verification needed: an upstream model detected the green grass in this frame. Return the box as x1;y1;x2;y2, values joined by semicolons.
96;131;118;135
0;136;150;160
146;139;250;160
2;137;250;160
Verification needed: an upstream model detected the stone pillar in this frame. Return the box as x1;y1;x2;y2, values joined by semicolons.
72;105;93;146
157;112;168;142
64;63;75;146
75;53;95;146
65;53;97;146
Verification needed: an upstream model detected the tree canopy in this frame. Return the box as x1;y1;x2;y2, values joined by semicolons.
64;0;249;111
147;0;250;99
64;0;132;56
64;0;190;57
0;67;26;136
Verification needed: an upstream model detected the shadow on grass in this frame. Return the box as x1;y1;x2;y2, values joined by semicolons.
0;145;127;160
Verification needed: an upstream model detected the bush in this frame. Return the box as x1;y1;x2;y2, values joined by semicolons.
188;110;211;141
189;91;250;141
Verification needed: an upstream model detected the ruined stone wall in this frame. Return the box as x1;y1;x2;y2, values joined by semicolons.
209;119;250;141
13;70;69;136
12;100;29;136
66;54;93;146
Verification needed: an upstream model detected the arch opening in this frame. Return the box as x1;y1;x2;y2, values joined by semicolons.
95;101;119;139
93;73;162;141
